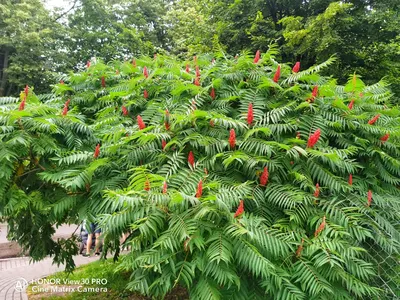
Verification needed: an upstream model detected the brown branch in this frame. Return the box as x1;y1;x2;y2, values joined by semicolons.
52;0;79;22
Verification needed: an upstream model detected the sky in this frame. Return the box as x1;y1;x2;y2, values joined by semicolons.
43;0;72;11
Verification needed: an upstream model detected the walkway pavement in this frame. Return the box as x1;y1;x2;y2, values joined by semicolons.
0;255;99;300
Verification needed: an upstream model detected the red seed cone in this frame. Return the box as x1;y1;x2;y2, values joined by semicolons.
312;86;318;98
368;114;380;125
143;66;149;78
380;133;390;143
234;200;244;218
210;120;215;127
348;174;353;186
253;50;260;63
164;122;170;130
137;115;146;130
162;181;167;194
273;65;281;83
229;129;236;149
292;62;300;73
195;66;200;78
194;77;200;86
260;167;269;186
62;105;68;116
367;190;372;207
86;60;91;68
307;129;321;148
313;183;320;197
348;99;355;110
24;85;29;97
132;59;137;67
185;64;190;73
247;103;254;126
195;180;203;198
122;106;128;116
101;76;106;88
94;144;100;158
162;139;167;150
19;98;26;111
144;179;150;191
295;238;304;257
188;151;195;167
314;216;326;237
144;90;149;99
210;88;216;100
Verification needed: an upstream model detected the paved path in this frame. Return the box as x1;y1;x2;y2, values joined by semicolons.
0;255;99;300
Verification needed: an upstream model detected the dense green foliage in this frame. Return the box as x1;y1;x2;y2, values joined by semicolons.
1;49;399;299
1;0;400;97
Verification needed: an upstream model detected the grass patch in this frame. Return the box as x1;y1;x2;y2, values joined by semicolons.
27;257;188;299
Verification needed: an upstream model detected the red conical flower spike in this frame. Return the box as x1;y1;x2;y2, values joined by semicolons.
307;129;321;148
348;174;353;186
188;151;195;167
164;122;170;130
210;88;216;100
144;179;150;191
185;64;190;73
367;190;372;207
234;200;244;218
348;99;355;110
195;180;203;198
312;86;318;98
295;238;304;257
247;103;254;125
62;99;70;116
195;66;200;78
380;133;390;143
144;90;148;99
229;129;236;149
273;65;281;83
313;183;320;197
132;59;137;67
162;181;167;194
260;167;269;186
86;60;91;68
24;85;29;97
143;66;148;78
210;120;215;127
194;77;200;86
137;115;146;130
19;98;26;111
94;144;100;158
162;139;166;150
254;50;260;63
122;106;128;116
101;76;106;88
368;114;380;125
314;216;326;237
292;62;300;73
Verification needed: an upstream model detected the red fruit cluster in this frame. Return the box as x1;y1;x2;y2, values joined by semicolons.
161;139;167;150
137;115;146;130
295;238;304;257
132;59;137;67
194;77;200;86
273;65;281;83
86;60;91;68
210;88;216;100
313;183;320;197
143;66;149;78
367;190;372;207
260;167;269;186
229;129;236;149
234;200;244;218
292;62;300;73
19;98;26;111
94;144;100;158
307;129;321;148
185;64;190;73
247;103;254;126
348;174;353;186
62;99;71;116
253;50;260;63
101;76;106;88
195;180;203;198
188;151;195;167
314;216;326;237
348;99;355;110
144;90;149;99
24;85;29;97
368;114;380;125
162;181;167;194
210;120;215;127
144;179;150;191
122;106;128;116
380;133;390;143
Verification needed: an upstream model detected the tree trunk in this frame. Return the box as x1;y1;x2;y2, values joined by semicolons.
0;49;10;97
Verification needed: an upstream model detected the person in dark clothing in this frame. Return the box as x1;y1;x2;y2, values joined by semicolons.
81;221;102;256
